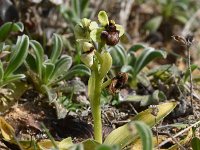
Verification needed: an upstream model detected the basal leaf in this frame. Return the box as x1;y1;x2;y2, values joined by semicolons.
133;48;167;77
191;137;200;150
104;102;177;149
0;22;24;41
4;35;29;77
131;121;153;150
183;64;198;82
144;16;162;32
30;40;44;77
0;117;15;141
50;34;63;64
42;63;55;84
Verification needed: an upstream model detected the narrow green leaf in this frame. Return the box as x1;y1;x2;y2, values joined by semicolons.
110;45;126;66
72;0;80;17
133;48;167;77
104;102;177;149
191;137;200;150
50;55;72;82
132;121;153;150
30;40;44;78
128;44;145;52
0;61;4;81
80;0;89;17
3;74;25;86
183;64;198;82
50;34;63;63
42;63;55;84
4;35;29;77
0;22;24;41
144;16;162;32
98;11;109;26
53;64;91;83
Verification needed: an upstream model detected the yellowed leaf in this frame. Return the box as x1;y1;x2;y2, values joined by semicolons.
0;117;15;141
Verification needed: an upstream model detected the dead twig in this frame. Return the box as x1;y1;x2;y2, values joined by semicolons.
157;119;200;149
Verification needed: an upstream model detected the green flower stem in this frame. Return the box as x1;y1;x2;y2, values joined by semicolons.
90;72;103;143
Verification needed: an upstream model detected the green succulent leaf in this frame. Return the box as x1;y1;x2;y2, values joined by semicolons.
131;121;153;150
121;65;133;73
64;64;91;80
3;74;25;86
42;63;55;84
183;64;198;82
98;11;109;26
50;34;63;64
191;137;200;150
0;22;24;41
104;102;177;149
144;16;163;32
4;35;29;77
72;0;81;17
30;40;44;77
128;44;145;52
50;55;72;82
133;48;167;77
110;45;127;66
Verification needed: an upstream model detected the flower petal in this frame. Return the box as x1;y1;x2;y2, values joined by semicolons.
116;24;125;37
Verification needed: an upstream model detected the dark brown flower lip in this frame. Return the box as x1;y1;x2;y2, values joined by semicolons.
108;72;128;94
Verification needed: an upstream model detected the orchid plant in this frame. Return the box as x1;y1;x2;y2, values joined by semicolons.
75;11;124;143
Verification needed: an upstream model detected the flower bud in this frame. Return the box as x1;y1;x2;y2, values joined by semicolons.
82;42;94;53
81;51;94;67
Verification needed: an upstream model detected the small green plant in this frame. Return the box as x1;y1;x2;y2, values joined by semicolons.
60;0;90;27
26;34;90;102
144;0;198;32
74;11;124;143
110;44;167;86
0;22;28;87
74;11;175;147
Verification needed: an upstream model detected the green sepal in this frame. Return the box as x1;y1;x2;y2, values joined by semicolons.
115;24;125;37
98;11;109;26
